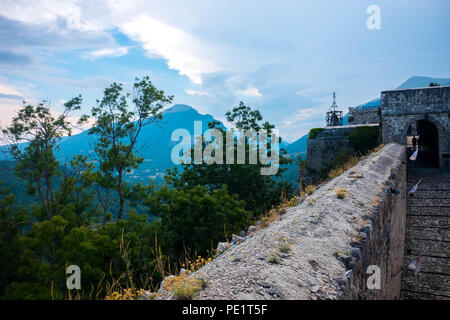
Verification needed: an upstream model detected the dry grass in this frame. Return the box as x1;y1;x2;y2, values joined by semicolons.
163;272;202;300
336;188;348;199
258;195;300;229
268;254;280;264
305;185;316;195
371;196;381;207
327;144;384;181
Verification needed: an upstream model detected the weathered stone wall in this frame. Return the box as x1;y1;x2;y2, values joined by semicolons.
381;86;450;170
348;107;379;125
179;144;409;300
344;146;407;299
306;124;379;172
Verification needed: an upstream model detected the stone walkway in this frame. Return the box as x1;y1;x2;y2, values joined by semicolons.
400;167;450;299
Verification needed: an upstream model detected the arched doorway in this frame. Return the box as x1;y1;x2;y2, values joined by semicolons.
414;120;439;168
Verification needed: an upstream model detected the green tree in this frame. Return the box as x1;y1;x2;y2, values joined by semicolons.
166;102;292;216
89;76;173;220
145;183;251;260
2;98;87;219
0;182;28;297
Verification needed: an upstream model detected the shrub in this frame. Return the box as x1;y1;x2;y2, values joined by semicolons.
268;254;280;264
349;126;380;154
305;185;316;195
308;128;325;139
163;272;202;300
278;242;291;253
336;188;347;199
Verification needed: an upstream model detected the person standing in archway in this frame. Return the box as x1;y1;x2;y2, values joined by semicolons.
418;135;423;152
412;136;417;149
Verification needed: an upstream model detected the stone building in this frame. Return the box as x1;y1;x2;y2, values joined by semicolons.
381;85;450;171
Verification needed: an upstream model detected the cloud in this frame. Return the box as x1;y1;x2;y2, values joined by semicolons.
119;15;220;84
82;47;129;60
239;86;262;97
293;108;315;121
0;81;23;97
185;89;209;96
0;0;110;32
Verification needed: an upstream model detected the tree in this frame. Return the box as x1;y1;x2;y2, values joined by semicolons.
89;76;173;220
2;98;86;219
0;181;28;297
167;101;293;217
145;183;251;260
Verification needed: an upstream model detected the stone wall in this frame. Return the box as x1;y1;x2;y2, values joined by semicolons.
344;145;407;299
306;124;379;172
381;86;450;170
348;107;379;125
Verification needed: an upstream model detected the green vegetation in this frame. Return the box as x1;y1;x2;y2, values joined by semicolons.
88;77;173;220
0;77;294;300
268;254;280;264
278;242;291;253
308;128;324;139
165;101;293;217
349;125;380;155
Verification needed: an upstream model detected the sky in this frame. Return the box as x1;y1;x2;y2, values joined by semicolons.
0;0;449;142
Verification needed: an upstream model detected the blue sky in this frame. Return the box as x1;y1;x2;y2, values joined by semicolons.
0;0;449;142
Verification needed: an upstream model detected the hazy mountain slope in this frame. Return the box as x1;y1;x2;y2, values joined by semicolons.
53;104;218;183
397;76;450;89
285;134;308;156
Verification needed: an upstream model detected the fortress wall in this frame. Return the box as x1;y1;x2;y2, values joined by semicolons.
306;124;379;172
343;145;407;299
348;107;379;125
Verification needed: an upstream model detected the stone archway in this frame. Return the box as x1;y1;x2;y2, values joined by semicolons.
406;119;440;168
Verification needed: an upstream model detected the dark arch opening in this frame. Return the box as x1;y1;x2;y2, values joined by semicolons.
414;120;439;168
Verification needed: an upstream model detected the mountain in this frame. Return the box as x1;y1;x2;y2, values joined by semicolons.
0;104;219;193
285;134;308;157
397;76;450;89
53;104;218;183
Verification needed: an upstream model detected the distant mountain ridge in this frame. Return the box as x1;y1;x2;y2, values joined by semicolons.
0;104;219;184
55;104;218;183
